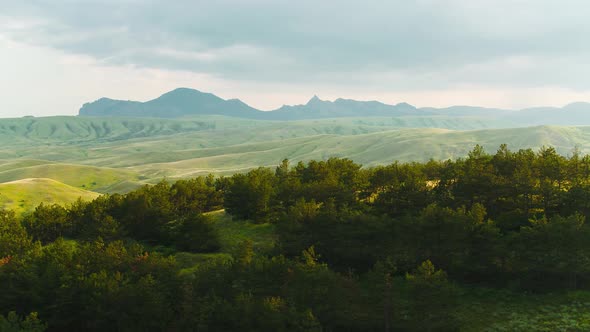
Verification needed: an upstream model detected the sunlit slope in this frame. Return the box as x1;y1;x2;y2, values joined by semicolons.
0;115;508;165
0;178;100;214
126;125;590;176
1;115;590;184
0;160;142;193
0;114;510;147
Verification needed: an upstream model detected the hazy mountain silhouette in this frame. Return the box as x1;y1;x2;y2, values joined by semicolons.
79;88;590;126
507;102;590;126
79;88;424;120
79;88;262;118
264;95;422;120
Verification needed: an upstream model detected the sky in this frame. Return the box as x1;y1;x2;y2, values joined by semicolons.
1;0;590;117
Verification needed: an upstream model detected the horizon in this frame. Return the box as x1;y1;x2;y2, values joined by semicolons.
4;85;590;120
77;87;590;114
2;1;590;117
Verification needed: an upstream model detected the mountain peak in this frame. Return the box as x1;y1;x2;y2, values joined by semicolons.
159;87;208;98
307;95;322;105
394;102;417;110
169;87;195;93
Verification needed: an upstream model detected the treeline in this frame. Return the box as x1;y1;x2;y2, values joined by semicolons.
230;145;590;290
1;144;590;331
22;176;223;250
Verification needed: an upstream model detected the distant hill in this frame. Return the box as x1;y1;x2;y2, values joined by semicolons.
0;115;215;145
421;105;513;117
3;114;590;179
507;102;590;126
79;88;264;119
79;88;590;126
265;96;423;120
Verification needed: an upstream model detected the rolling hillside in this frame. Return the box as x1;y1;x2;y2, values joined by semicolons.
1;115;590;207
118;125;590;176
0;115;216;145
0;161;142;193
0;178;100;214
0;113;515;152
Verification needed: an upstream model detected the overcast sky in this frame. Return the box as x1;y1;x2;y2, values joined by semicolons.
1;0;589;117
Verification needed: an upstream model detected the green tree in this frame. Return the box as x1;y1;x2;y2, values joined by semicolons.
117;181;175;243
371;162;431;217
23;203;70;244
170;176;223;216
0;209;34;258
0;312;46;332
292;158;365;210
510;214;590;290
535;146;566;216
169;214;221;253
224;167;276;222
404;260;458;331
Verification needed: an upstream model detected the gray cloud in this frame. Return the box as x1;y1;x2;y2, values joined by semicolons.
1;0;590;89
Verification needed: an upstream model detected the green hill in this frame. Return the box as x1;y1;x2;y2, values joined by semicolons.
2;118;590;179
0;114;511;151
0;160;142;193
120;125;590;176
0;116;216;146
0;178;100;214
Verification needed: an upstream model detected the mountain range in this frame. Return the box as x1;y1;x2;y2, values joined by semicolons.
78;87;590;126
79;87;421;120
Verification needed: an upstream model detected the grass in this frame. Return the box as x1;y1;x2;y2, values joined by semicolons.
0;161;142;193
0;178;100;214
175;252;235;276
456;288;590;331
205;210;277;255
172;210;276;276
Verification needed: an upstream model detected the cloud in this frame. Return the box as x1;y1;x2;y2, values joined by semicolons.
2;0;590;88
0;35;232;117
0;0;589;116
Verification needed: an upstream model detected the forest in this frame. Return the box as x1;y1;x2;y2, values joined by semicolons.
3;144;590;331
